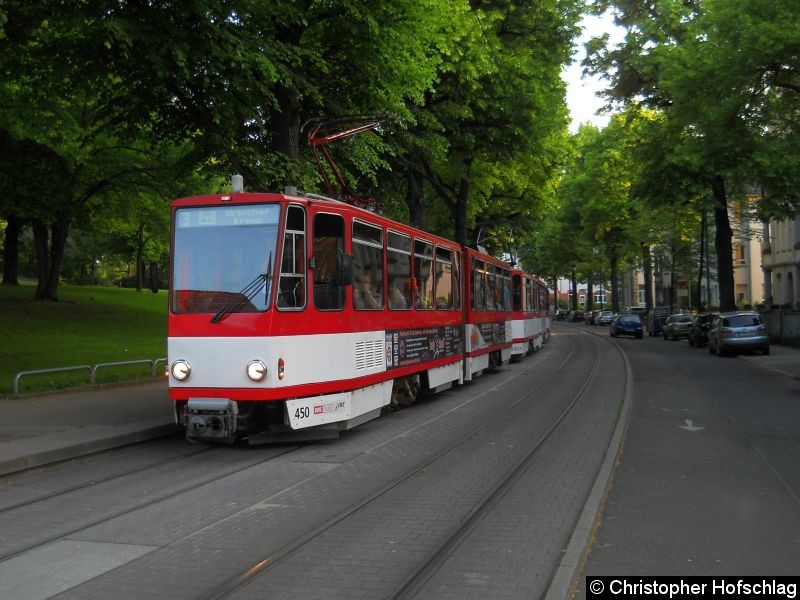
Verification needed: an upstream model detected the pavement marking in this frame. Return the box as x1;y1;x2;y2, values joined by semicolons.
678;419;705;432
0;539;157;600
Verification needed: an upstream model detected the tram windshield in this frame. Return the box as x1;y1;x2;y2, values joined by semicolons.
171;204;280;315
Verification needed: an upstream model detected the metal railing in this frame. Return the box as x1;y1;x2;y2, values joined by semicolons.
12;358;167;397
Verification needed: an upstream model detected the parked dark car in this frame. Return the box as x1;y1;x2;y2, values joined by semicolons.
554;309;568;321
609;313;643;338
662;313;694;340
708;311;770;356
688;312;718;347
647;306;671;337
569;310;584;322
585;309;601;325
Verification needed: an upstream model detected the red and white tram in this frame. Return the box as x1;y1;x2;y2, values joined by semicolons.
167;190;547;442
463;248;513;379
510;270;551;359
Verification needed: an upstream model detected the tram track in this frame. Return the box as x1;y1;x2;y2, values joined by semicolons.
388;335;603;600
0;442;214;515
195;331;608;600
0;443;300;563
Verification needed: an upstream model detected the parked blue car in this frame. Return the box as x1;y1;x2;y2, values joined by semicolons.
610;313;643;339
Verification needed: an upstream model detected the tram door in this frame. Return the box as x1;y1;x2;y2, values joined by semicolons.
312;213;346;311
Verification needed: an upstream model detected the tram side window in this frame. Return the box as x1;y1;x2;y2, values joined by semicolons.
387;231;412;310
499;269;511;310
435;247;454;310
512;274;522;311
277;206;306;310
472;259;486;310
486;265;499;310
526;279;535;312
353;221;384;310
453;251;462;310
414;240;434;309
312;213;345;311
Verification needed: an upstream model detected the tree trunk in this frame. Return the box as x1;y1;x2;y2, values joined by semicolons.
695;209;706;311
2;214;22;285
33;221;49;300
405;169;427;230
45;217;70;301
610;248;620;313
585;281;594;312
33;216;71;301
274;83;301;188
570;268;578;311
454;178;469;246
642;243;653;312
712;175;736;311
135;223;145;292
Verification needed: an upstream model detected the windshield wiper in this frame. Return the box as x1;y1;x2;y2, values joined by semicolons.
210;253;273;324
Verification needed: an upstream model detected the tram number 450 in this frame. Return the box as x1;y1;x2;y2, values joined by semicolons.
294;407;311;419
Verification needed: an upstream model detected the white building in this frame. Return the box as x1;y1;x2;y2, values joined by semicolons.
762;216;800;307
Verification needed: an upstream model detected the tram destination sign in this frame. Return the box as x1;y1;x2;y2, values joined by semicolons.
176;205;279;228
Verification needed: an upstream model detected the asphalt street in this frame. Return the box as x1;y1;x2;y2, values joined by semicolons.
575;325;800;595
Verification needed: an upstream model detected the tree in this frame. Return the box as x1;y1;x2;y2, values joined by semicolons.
2;1;467;299
395;0;580;247
587;0;800;311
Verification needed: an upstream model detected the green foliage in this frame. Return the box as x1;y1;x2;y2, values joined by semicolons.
377;0;580;246
1;0;582;304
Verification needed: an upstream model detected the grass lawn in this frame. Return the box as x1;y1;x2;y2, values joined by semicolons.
0;283;168;396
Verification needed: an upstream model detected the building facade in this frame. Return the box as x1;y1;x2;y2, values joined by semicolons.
762;217;800;308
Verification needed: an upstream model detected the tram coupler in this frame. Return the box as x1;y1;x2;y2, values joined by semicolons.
185;398;238;439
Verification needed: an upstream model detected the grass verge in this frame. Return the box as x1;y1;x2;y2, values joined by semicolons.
0;284;167;396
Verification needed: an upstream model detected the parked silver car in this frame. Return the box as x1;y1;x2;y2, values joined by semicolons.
596;310;614;325
707;311;770;356
663;313;694;340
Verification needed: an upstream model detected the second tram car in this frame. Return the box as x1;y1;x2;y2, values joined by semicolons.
168;189;549;443
510;270;551;360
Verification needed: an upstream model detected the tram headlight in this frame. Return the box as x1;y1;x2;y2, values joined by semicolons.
171;360;191;381
246;359;267;382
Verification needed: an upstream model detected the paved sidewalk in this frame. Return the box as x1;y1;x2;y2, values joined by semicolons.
0;379;177;477
737;342;800;380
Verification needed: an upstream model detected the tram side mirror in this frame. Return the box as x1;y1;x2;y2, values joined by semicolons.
338;251;353;286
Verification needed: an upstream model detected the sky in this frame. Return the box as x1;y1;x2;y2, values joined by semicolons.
563;12;625;132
